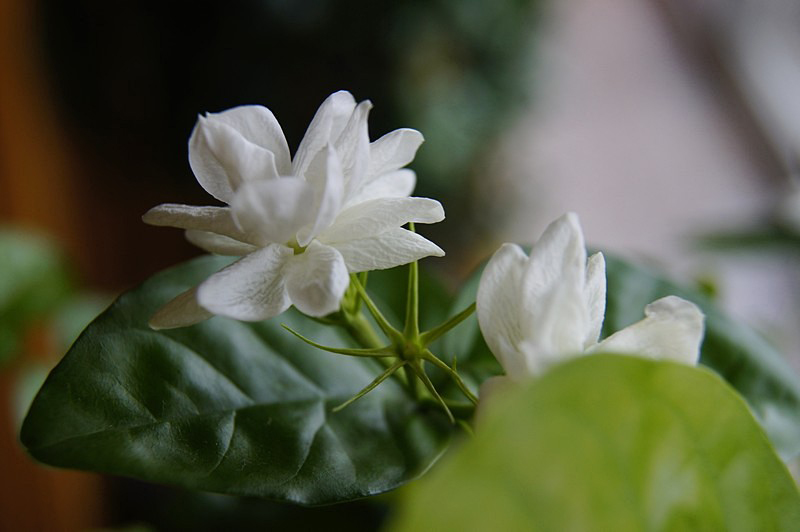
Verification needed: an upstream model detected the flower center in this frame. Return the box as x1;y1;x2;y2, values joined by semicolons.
287;238;307;255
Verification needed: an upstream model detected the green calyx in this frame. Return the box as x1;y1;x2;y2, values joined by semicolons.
283;260;478;423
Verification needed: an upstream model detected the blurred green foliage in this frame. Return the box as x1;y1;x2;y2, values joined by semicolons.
0;229;72;365
699;223;800;253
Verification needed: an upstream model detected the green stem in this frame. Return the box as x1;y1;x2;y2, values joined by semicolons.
355;271;368;313
404;227;420;341
338;312;408;386
341;310;384;350
333;360;406;412
351;275;403;343
282;324;395;358
419;302;476;346
457;420;475;437
419;398;475;419
411;361;454;423
424;350;479;405
403;364;419;399
404;260;420;340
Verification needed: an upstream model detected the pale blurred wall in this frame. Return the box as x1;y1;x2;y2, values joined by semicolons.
484;0;771;258
480;0;800;369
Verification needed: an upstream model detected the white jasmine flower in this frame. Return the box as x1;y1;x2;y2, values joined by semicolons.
476;213;704;388
144;91;444;328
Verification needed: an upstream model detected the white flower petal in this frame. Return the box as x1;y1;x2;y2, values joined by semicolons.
522;212;587;304
142;204;245;241
189;116;281;202
197;244;293;321
206;105;291;175
336;100;372;199
590;295;705;365
318;197;444;244
149;286;214;330
333;227;444;273
184;230;257;256
231;177;315;245
344;169;416;207
285;241;349;317
368;128;424;177
516;213;590;363
293;91;357;178
476;243;530;376
519;276;588;374
583;252;607;348
296;144;345;247
187;119;239;203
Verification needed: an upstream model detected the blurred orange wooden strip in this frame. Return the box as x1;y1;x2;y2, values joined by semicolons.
0;0;103;529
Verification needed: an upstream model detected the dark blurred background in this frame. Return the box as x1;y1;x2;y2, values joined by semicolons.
0;1;541;529
6;0;540;291
3;0;800;529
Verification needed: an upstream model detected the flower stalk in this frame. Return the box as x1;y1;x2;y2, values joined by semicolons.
288;258;478;421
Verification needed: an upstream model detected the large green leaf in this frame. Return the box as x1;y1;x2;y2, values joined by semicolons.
603;255;800;459
390;355;800;531
20;256;452;505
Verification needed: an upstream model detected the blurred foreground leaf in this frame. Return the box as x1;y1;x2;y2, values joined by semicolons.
390;355;800;531
603;255;800;459
21;256;453;505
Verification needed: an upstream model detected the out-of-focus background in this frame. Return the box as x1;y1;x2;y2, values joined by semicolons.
1;0;799;529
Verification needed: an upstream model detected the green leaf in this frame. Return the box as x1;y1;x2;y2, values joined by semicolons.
21;255;452;505
603;255;800;460
390;355;800;531
0;229;72;363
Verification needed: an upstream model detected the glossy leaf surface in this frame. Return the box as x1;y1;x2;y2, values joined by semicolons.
21;256;452;504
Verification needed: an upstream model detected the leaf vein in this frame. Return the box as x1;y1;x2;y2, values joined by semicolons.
206;411;236;476
277;404;329;488
31;398;337;451
155;331;257;402
245;324;327;396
